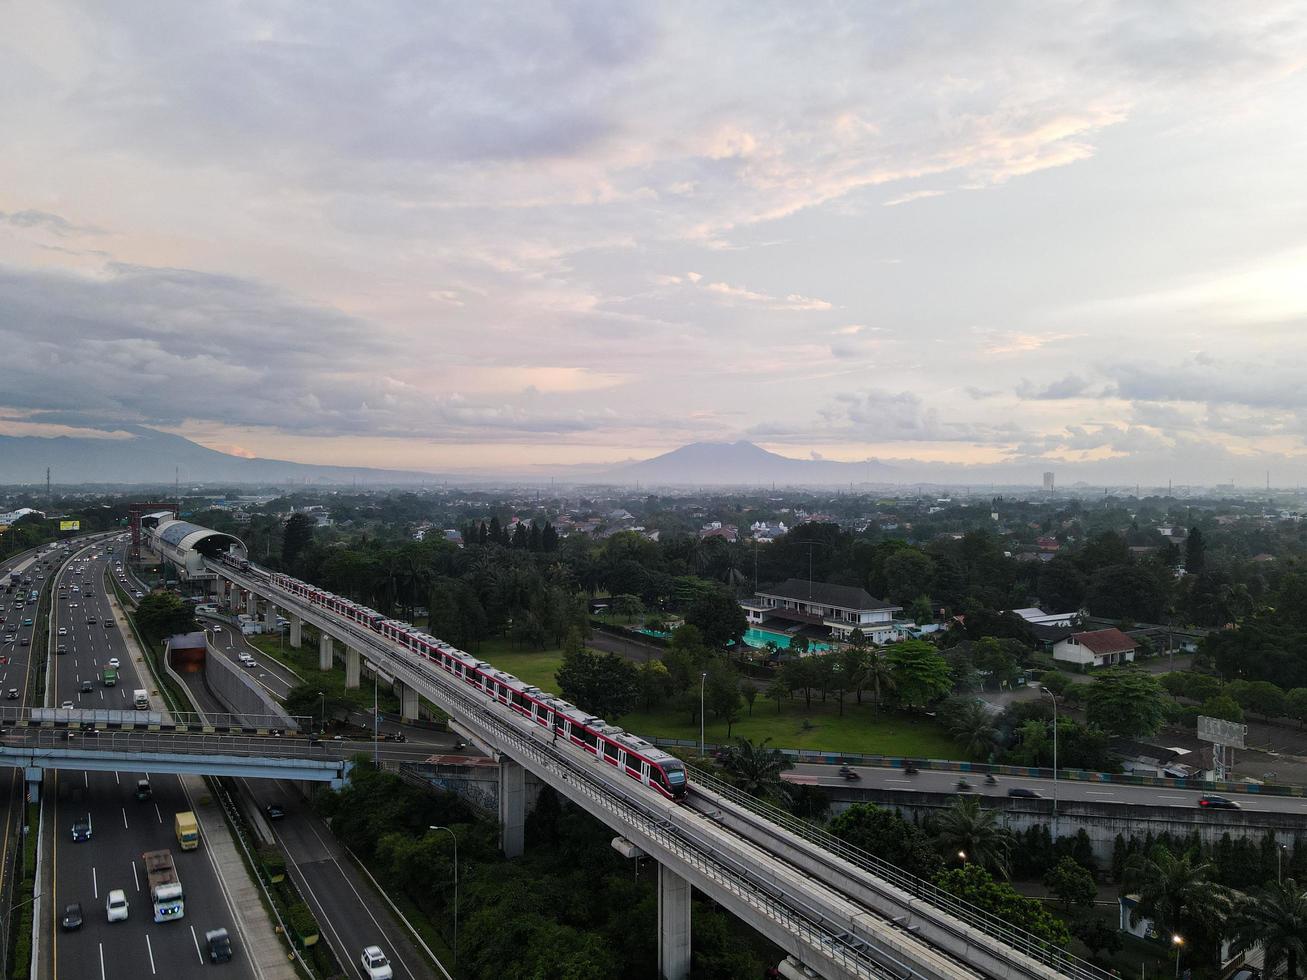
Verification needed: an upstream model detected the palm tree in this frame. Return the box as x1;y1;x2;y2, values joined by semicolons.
719;737;793;805
1121;848;1236;963
933;797;1015;878
861;648;895;706
946;700;998;760
1230;877;1307;978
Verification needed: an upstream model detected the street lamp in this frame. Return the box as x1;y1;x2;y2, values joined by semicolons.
318;690;325;733
429;826;459;969
1172;934;1184;980
1041;686;1059;834
699;672;708;757
957;851;967;863
1279;842;1289;883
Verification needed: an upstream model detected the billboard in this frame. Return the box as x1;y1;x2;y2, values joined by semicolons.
59;520;81;532
1197;715;1246;748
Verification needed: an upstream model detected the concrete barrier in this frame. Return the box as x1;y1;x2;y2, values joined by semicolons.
200;641;297;731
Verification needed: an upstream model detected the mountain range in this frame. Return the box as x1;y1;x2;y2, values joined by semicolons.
602;440;896;486
0;426;437;486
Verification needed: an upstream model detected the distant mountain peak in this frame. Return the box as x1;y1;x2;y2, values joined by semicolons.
606;440;893;486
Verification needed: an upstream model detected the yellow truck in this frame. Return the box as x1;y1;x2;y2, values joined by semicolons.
174;811;199;851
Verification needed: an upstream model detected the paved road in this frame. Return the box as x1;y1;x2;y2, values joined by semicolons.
45;541;258;980
787;761;1307;818
178;631;444;979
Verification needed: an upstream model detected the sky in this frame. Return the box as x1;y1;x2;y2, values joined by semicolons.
2;2;1306;485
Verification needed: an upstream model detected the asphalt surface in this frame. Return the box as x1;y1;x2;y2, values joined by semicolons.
787;761;1307;818
44;540;257;980
181;620;443;979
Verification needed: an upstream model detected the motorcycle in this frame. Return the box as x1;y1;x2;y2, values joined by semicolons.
957;778;973;792
904;763;919;775
839;767;861;781
985;773;998;785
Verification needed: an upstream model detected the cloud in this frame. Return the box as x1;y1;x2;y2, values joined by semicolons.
1016;373;1093;399
982;332;1080;356
0;209;101;237
704;280;833;311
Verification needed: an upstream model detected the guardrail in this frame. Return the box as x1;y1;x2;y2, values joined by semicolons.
689;765;1113;980
657;739;1304;799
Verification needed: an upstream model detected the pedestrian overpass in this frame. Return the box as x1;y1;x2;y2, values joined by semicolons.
0;711;351;797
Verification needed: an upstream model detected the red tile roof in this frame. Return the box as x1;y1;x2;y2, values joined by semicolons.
1072;627;1136;655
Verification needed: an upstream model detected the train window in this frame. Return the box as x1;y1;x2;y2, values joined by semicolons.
603;740;619;762
581;727;597;748
650;768;668;788
665;767;686;786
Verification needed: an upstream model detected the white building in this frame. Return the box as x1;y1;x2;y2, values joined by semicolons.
741;579;901;644
1052;628;1137;668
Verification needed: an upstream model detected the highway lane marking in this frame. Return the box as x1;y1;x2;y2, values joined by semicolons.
93;865;99;898
190;925;204;964
122;807;129;829
154;803;162;824
1158;794;1187;800
99;943;106;980
1085;791;1116;796
886;779;914;784
146;933;157;974
133;859;141;891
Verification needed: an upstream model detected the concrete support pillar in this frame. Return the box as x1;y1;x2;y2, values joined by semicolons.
345;647;360;689
319;632;334;671
289;614;302;649
398;680;419;722
264;601;278;632
499;758;526;859
245;592;257;618
25;767;42;804
658;864;692;980
228;586;241;614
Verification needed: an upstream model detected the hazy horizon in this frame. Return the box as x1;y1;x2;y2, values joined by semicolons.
3;4;1306;485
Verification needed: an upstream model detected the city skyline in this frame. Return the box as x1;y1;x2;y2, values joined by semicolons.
2;3;1306;484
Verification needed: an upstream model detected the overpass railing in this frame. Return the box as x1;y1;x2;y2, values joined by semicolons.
2;727;332;761
7;705;307;733
688;765;1113;980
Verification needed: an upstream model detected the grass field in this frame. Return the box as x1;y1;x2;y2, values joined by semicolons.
459;638;958;757
619;699;959;757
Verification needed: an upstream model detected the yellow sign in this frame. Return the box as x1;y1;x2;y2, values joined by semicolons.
59;520;81;531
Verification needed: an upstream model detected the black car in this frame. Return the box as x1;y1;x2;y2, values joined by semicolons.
1198;795;1241;810
71;818;92;842
80;680;93;694
206;928;233;962
60;902;83;931
1007;787;1042;798
264;803;286;820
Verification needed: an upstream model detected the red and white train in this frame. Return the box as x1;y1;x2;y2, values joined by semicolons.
221;555;688;801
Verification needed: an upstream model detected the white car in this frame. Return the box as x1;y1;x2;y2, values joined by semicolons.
107;657;120;669
211;625;223;633
58;627;67;636
360;947;393;980
133;591;143;599
243;659;258;669
61;700;74;710
106;889;129;922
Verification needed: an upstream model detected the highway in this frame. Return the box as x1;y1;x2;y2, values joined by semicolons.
45;540;258;980
786;762;1307;818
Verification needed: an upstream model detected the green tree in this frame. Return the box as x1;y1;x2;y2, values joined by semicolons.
1230;877;1307;979
1184;527;1206;575
134;591;196;643
829;804;942;879
883;549;935;605
282;512;315;570
943;697;998;760
1071;915;1123;959
610;593;643;622
1121;847;1237;968
705;663;743;738
1287;687;1307;728
684;585;747;650
1043;857;1096;912
886;640;952;708
556;649;640;720
933;797;1015;878
765;677;788;714
718;738;792;805
933;864;1070;946
1199;693;1244;723
1086;668;1166;737
636;659;672;710
1226;678;1287;721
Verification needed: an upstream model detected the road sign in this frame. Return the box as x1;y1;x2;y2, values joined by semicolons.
1197;715;1246;749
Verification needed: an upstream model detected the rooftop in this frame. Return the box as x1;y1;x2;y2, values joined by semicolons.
758;578;899;612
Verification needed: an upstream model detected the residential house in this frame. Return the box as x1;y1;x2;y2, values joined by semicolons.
1009;607;1078;627
741;579;901;644
1052;628;1137;668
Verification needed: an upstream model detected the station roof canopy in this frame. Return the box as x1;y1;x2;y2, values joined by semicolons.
153;519;246;558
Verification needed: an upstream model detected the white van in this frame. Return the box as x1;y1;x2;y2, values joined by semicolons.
133;689;149;710
106;889;129;922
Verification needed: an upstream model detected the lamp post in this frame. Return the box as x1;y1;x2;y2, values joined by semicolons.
699;671;708;757
318;690;325;733
1172;934;1184;980
1279;842;1289;883
373;669;379;766
429;826;458;969
1;892;41;974
1041;686;1059;835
